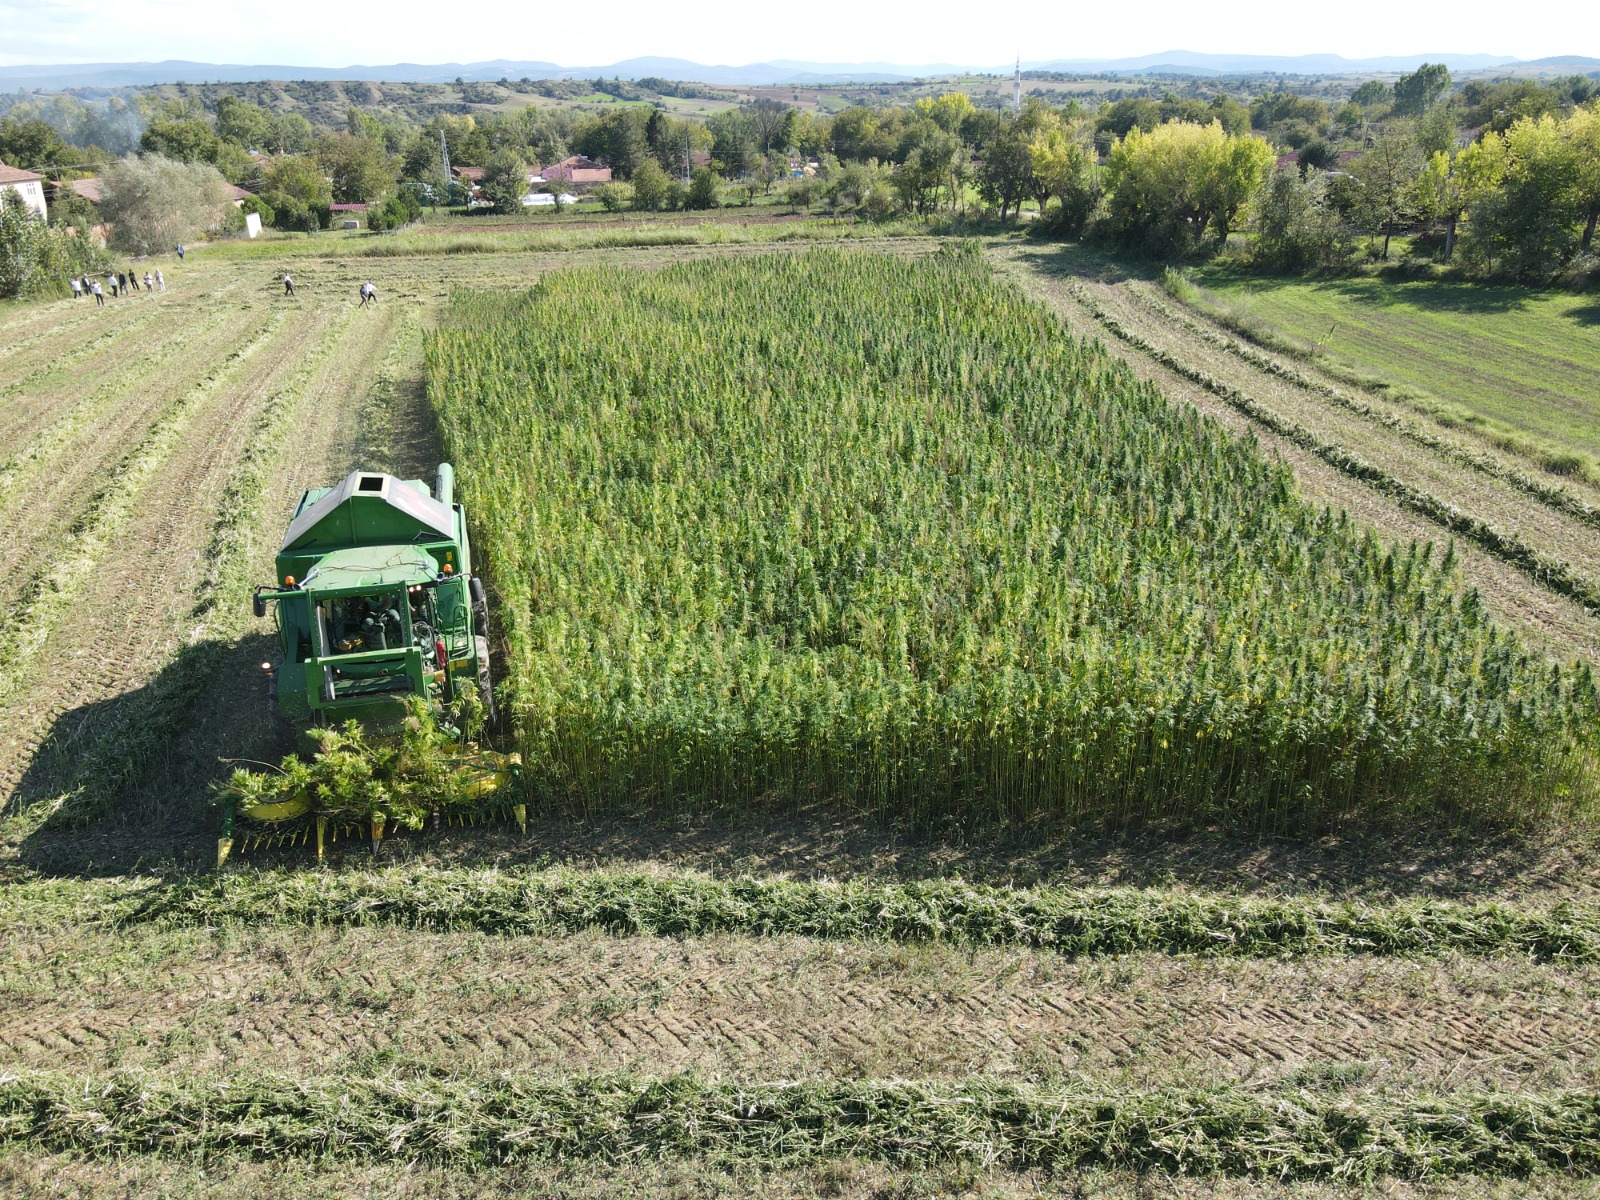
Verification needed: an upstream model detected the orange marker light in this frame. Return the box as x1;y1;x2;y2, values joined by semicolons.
284;575;295;586
442;563;453;575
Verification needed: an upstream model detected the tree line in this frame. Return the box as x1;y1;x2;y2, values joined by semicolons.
4;66;1598;281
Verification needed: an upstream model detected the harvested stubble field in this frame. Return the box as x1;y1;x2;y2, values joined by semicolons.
1;222;1599;1197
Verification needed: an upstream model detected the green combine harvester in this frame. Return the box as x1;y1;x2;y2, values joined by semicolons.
218;463;519;865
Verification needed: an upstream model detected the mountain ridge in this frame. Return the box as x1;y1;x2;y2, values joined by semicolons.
1;50;1590;91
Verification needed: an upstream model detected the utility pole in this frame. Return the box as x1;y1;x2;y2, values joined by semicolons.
439;128;451;208
1014;57;1022;115
683;132;692;184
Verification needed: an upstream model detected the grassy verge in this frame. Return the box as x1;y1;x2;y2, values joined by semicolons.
1069;281;1600;613
1;1068;1596;1179
1165;269;1600;486
204;218;929;261
1135;283;1600;533
11;867;1596;962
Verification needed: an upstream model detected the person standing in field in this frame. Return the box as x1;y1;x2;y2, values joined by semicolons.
106;273;118;298
359;281;376;308
143;271;153;293
155;269;165;292
175;244;185;261
90;278;104;306
283;271;295;297
69;276;82;300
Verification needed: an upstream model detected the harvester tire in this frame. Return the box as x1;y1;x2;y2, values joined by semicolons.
476;636;496;725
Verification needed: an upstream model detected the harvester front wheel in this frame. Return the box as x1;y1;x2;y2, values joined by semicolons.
476;635;496;726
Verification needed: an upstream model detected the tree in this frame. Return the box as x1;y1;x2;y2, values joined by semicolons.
630;158;669;211
1462;115;1580;277
316;132;396;204
1093;97;1160;154
0;190;46;298
1028;124;1096;234
706;108;759;177
260;154;333;233
914;92;976;136
99;154;234;255
1350;80;1391;108
744;98;793;156
1102;121;1274;254
140;118;220;164
893;121;963;216
1253;171;1351;271
480;149;529;214
593;183;629;212
975;113;1032;221
1392;64;1452;117
0;117;74;169
1416;105;1459;159
262;155;333;209
214;95;274;151
1346;130;1423;259
1;189;105;297
1415;137;1505;260
686;166;722;210
272;113;316;155
830;107;895;162
1296;139;1337;175
1564;105;1600;253
598;108;650;178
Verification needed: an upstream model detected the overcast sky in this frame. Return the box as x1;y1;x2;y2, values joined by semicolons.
0;0;1589;67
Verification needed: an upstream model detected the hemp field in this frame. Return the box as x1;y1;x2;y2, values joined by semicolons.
0;220;1597;1197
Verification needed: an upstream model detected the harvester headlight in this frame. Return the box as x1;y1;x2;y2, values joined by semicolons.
260;662;271;671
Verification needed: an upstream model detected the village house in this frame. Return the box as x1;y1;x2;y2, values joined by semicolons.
540;155;612;188
0;162;48;219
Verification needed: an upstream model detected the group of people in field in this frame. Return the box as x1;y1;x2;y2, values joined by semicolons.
279;271;378;308
70;267;164;307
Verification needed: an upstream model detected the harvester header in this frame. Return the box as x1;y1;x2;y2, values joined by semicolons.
219;463;518;864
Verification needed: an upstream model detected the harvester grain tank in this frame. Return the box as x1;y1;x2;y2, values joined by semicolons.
219;463;518;863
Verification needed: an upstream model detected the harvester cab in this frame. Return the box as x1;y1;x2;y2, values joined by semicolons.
218;463;518;865
252;463;492;727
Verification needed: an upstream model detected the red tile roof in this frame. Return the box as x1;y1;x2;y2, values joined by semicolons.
51;177;106;202
0;161;44;184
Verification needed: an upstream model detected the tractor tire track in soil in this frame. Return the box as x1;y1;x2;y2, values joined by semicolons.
7;292;417;838
0;307;274;619
0;926;1595;1092
0;278;246;426
994;250;1600;666
0;297;327;822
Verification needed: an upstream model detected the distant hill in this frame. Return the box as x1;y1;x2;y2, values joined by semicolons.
1032;50;1514;75
3;49;1587;92
1518;55;1600;68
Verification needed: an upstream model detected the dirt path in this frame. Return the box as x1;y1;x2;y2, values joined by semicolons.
993;249;1600;666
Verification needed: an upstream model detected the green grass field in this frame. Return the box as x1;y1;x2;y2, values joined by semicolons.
1184;269;1600;470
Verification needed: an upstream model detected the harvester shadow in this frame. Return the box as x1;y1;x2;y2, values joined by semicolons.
9;632;289;877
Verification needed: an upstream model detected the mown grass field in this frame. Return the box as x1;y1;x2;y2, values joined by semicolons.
3;216;1600;1196
1182;268;1600;471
